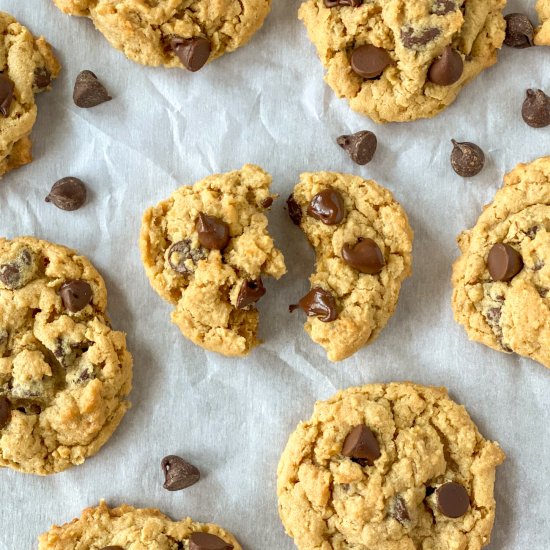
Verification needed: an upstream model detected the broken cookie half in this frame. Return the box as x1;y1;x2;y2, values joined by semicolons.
140;164;286;357
288;172;413;362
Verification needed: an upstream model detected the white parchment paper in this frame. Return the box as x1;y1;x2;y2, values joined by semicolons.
0;0;549;548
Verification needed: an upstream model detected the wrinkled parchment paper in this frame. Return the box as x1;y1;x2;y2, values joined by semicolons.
0;0;549;548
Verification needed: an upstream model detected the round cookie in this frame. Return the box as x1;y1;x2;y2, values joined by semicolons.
39;500;240;549
0;237;132;475
452;156;550;370
51;0;272;71
288;172;413;362
0;12;60;177
535;0;550;45
277;382;505;550
298;0;506;123
140;164;286;357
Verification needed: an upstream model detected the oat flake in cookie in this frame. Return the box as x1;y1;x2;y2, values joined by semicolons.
140;164;286;357
288;172;412;361
452;156;550;369
0;237;132;475
298;0;506;123
0;12;60;177
38;501;240;549
277;382;505;550
535;0;550;45
51;0;271;70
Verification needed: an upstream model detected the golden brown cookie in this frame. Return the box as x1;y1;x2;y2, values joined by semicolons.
535;0;550;45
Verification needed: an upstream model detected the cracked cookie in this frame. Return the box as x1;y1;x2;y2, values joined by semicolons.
51;0;271;71
288;172;412;362
0;237;132;475
0;11;60;177
39;500;240;549
535;0;550;45
298;0;506;123
277;382;505;550
452;157;550;369
140;164;286;357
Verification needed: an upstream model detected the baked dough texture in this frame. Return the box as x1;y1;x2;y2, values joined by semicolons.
535;0;550;45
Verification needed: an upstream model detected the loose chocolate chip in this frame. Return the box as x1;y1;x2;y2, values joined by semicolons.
171;37;211;72
45;177;87;211
189;533;233;550
431;0;456;15
342;239;385;274
290;287;338;322
351;45;392;79
504;14;534;48
168;240;207;275
261;197;274;208
196;213;230;250
73;70;112;108
161;455;200;491
337;130;377;165
236;279;266;309
522;89;550;128
0;396;11;430
342;425;381;464
287;194;302;225
401;26;441;49
392;496;410;524
307;188;345;225
0;74;15;117
325;0;362;6
488;243;524;282
428;46;463;85
59;280;93;312
34;67;52;89
450;140;485;177
436;481;470;518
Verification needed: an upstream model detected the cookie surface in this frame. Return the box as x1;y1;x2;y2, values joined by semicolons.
277;382;505;550
0;12;60;177
298;0;506;123
289;172;412;361
51;0;271;69
452;156;550;369
140;164;286;357
535;0;550;45
0;237;132;475
38;500;241;549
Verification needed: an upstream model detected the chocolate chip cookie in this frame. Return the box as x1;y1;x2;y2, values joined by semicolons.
298;0;506;123
288;172;412;361
277;382;505;549
535;0;550;45
452;156;550;370
52;0;271;71
0;237;132;475
39;501;240;549
0;12;60;177
140;164;286;357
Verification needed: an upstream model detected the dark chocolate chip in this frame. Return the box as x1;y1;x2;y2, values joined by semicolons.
401;26;441;49
290;287;338;322
0;396;11;430
537;286;549;298
168;240;207;275
392;495;410;524
59;280;93;312
307;188;345;225
73;70;112;108
337;130;377;165
342;425;381;465
161;455;200;491
0;74;15;117
487;243;523;282
189;533;233;550
351;45;392;79
428;46;463;85
534;260;544;271
342;239;385;274
522;89;550;128
436;481;470;518
324;0;362;6
0;263;21;289
287;194;302;225
34;67;52;89
485;306;502;325
45;177;87;211
261;197;274;208
431;0;456;15
525;226;539;239
450;140;485;177
236;279;266;309
171;37;211;72
504;14;534;48
196;213;230;250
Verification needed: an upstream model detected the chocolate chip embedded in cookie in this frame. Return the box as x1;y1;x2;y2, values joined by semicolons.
38;501;240;549
452;156;550;369
535;0;550;45
277;383;505;550
288;172;412;361
140;165;286;357
0;237;132;475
